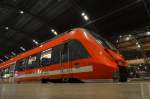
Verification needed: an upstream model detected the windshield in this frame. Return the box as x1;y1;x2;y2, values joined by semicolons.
90;32;118;51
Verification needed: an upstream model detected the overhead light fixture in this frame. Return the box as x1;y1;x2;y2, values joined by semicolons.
147;31;150;35
116;40;119;43
145;66;147;70
51;29;58;35
0;59;3;62
11;52;16;56
139;64;142;67
125;37;130;41
136;42;139;45
4;56;9;59
32;39;39;45
20;46;26;51
136;42;141;48
83;16;89;21
128;34;132;37
81;12;89;21
19;10;24;14
137;44;141;48
5;27;9;30
81;12;85;16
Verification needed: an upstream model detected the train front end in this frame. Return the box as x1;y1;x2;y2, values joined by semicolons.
86;30;128;82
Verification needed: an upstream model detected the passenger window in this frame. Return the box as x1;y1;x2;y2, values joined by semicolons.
28;56;37;65
1;68;10;78
41;48;52;66
27;54;40;69
69;40;89;60
16;59;26;71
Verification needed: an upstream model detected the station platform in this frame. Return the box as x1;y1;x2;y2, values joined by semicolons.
0;82;150;99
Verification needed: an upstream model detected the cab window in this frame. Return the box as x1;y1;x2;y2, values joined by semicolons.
51;45;62;64
69;40;90;60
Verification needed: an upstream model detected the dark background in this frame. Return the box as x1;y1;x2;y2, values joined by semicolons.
0;0;150;61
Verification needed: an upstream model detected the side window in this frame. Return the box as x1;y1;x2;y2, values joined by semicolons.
28;56;37;65
51;45;62;64
69;40;90;60
16;59;26;71
26;54;41;69
40;48;52;66
2;68;10;78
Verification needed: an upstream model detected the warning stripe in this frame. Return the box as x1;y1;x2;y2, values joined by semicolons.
15;65;93;78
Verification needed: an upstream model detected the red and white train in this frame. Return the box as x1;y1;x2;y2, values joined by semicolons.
0;28;128;83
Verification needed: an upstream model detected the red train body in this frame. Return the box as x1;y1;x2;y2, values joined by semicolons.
0;28;128;83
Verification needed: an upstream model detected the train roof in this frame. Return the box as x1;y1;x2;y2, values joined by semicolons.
0;28;86;68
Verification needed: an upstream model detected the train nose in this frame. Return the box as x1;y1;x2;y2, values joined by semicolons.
112;66;128;82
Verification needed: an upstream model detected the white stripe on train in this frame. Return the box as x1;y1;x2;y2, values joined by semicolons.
15;65;93;79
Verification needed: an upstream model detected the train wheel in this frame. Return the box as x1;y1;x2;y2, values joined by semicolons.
119;67;128;82
68;78;84;83
112;70;119;82
62;78;69;83
41;79;48;83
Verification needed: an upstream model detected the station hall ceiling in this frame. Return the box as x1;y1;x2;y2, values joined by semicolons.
0;0;150;62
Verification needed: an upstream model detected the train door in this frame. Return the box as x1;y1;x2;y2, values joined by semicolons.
9;62;16;83
60;42;72;81
68;40;91;80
